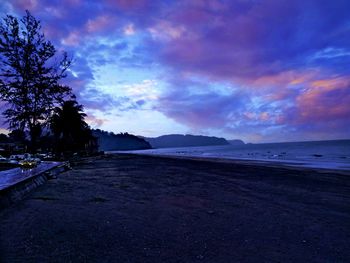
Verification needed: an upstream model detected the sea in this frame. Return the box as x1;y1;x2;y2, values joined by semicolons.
115;139;350;171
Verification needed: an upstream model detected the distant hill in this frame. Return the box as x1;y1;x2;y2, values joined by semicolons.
228;139;245;146
144;134;229;148
92;129;151;151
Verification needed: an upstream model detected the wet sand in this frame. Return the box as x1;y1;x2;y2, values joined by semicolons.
0;154;349;262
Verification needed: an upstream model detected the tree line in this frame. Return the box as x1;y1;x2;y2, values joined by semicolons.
0;11;96;156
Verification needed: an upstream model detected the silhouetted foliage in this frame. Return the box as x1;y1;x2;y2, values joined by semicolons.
8;129;26;143
51;100;96;155
0;10;72;152
0;133;9;143
92;129;151;151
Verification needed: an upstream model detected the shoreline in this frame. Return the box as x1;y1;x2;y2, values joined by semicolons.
109;140;350;172
109;152;350;175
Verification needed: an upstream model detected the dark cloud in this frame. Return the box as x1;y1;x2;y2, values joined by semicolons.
155;79;251;130
154;0;350;80
0;0;349;140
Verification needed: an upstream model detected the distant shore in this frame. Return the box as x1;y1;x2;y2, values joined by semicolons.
1;154;349;262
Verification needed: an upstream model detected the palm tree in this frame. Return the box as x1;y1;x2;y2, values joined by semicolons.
50;100;95;155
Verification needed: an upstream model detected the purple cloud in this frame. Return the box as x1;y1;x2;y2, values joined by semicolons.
0;0;349;141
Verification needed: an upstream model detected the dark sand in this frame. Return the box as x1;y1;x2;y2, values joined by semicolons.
0;154;349;262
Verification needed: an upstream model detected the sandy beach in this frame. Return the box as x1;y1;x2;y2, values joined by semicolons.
0;154;349;262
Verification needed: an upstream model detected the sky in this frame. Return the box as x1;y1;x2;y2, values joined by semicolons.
0;0;349;143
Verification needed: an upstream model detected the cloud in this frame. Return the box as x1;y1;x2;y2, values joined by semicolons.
79;88;120;111
0;0;349;141
105;0;147;11
148;21;187;41
155;78;250;130
61;31;81;46
85;112;108;128
85;15;116;33
125;79;159;101
154;70;350;141
11;0;38;10
294;77;350;125
123;23;135;35
154;1;350;80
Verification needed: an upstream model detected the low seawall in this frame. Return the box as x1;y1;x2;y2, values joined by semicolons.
0;162;69;209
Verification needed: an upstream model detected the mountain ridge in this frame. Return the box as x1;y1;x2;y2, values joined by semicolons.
142;134;230;148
